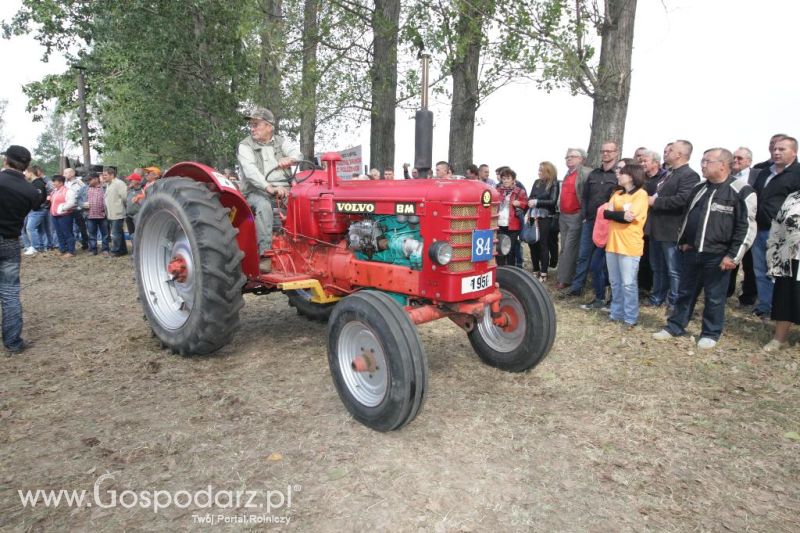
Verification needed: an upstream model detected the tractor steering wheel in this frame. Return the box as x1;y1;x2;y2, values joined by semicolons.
264;159;322;186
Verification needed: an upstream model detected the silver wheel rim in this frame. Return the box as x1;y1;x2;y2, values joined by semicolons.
476;288;526;352
138;208;196;330
337;321;388;407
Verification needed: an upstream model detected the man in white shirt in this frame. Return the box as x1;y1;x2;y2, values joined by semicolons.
731;147;756;186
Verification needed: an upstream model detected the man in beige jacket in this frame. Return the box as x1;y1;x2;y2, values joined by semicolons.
102;167;128;256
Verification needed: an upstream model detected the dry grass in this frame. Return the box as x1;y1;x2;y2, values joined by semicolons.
0;251;798;532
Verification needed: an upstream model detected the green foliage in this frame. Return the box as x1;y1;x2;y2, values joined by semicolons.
4;0;383;166
4;0;608;167
401;0;548;108
495;0;601;96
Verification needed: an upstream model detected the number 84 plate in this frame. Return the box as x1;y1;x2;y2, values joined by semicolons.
461;271;493;294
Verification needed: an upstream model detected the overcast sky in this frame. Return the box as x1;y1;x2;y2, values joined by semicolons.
2;0;798;188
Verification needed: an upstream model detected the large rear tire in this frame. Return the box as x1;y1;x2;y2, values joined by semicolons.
327;291;427;431
286;289;335;322
467;266;556;372
135;178;245;355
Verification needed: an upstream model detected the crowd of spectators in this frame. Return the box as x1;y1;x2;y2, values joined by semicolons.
18;164;163;258
408;134;799;352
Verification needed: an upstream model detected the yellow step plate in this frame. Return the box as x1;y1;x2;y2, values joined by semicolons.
277;279;340;304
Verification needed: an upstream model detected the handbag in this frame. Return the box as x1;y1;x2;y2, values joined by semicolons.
520;210;540;244
592;203;610;248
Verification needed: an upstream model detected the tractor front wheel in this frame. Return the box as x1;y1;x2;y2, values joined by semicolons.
467;266;556;372
135;178;245;355
327;291;427;431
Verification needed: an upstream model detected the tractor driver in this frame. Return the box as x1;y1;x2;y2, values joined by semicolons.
237;107;302;257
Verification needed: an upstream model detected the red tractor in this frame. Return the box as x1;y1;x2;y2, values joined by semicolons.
134;153;556;431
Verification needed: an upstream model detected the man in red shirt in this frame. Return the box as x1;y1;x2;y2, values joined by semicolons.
555;148;592;289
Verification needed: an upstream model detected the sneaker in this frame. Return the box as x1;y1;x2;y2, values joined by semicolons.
622;322;637;330
580;299;607;310
652;329;673;340
697;337;717;349
23;247;36;256
762;339;789;352
752;308;767;318
259;257;272;272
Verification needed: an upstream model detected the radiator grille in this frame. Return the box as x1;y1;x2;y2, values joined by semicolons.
446;204;496;273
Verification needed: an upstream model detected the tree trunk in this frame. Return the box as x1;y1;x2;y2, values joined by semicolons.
586;0;637;167
447;2;484;175
369;0;400;173
299;0;320;160
76;68;91;167
258;0;284;126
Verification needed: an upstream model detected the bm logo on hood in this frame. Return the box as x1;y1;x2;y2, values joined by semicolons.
336;202;376;213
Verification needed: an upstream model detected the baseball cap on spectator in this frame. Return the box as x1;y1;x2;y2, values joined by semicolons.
2;145;32;167
127;172;142;182
245;107;275;124
143;166;161;175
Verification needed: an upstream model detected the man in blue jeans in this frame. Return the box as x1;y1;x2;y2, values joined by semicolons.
102;166;129;256
567;141;619;309
750;136;800;317
0;146;41;354
24;169;50;255
646;140;700;313
653;148;756;349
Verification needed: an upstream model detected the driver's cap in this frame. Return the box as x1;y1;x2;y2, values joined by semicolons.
245;107;274;124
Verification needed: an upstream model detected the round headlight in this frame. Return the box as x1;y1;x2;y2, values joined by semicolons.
408;215;420;224
396;214;408;223
497;234;511;256
428;241;453;265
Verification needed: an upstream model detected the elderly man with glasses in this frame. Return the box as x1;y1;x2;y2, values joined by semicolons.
237;107;302;265
555;148;593;289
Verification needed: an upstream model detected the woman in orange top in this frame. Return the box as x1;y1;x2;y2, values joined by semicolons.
603;162;649;327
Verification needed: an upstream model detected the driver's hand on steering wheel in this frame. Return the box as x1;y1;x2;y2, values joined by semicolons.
278;157;295;169
266;184;286;198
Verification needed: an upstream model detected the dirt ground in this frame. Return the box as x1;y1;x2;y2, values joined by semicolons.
1;250;798;532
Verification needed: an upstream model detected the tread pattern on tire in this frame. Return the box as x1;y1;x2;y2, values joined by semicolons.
135;178;245;355
327;290;428;431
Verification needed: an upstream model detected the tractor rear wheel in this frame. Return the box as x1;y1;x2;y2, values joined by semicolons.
467;266;556;372
135;178;245;355
327;291;427;431
286;289;335;322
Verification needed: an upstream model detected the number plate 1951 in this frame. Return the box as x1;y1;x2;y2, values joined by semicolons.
461;271;493;294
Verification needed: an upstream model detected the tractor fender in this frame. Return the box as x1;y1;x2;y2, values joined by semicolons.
163;162;259;277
